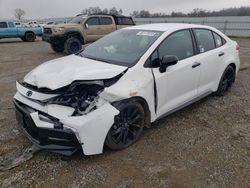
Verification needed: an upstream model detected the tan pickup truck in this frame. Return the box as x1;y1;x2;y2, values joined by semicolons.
42;14;135;54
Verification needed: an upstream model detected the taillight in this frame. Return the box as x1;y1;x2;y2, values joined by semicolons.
236;44;240;51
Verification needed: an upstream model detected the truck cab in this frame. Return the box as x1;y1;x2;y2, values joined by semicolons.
0;21;18;38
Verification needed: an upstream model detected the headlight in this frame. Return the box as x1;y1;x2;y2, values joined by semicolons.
47;82;104;115
53;27;64;32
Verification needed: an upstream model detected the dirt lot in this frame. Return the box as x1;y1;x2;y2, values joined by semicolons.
0;37;249;188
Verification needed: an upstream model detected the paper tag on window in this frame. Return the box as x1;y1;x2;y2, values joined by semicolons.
137;31;157;36
199;45;205;53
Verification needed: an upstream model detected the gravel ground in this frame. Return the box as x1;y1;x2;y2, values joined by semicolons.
0;38;249;188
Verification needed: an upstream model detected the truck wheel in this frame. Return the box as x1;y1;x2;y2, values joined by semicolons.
64;37;82;54
51;43;65;53
24;32;36;42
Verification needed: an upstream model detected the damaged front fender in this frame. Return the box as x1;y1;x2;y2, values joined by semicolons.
61;102;119;155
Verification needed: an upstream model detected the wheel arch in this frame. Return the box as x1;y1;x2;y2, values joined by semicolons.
24;31;35;36
65;31;85;44
228;62;236;72
112;96;151;128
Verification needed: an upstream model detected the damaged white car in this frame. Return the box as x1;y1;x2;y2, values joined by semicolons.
14;24;240;156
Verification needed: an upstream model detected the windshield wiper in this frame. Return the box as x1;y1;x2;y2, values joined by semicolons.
80;54;111;64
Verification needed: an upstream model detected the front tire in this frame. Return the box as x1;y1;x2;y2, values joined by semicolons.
51;43;65;53
105;101;145;150
64;37;82;54
216;65;236;96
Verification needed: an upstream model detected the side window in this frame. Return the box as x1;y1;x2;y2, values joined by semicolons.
8;22;15;28
213;32;223;48
117;18;134;25
151;50;160;67
0;22;8;28
86;17;100;26
158;30;194;61
194;29;215;53
100;17;112;25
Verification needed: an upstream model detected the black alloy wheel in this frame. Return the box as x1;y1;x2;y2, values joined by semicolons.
216;65;236;96
64;37;82;54
105;101;145;150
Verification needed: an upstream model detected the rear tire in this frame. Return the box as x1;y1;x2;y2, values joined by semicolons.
216;65;236;96
51;43;65;53
24;32;36;42
105;101;145;150
64;37;82;54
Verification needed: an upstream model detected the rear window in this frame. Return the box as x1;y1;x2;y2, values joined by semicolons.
8;22;15;28
116;17;135;25
213;32;226;48
100;17;113;25
0;22;8;28
194;29;216;53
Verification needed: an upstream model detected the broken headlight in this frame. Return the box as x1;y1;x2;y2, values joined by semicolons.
47;82;104;114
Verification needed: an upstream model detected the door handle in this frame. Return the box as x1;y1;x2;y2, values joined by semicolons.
218;52;225;57
192;62;201;68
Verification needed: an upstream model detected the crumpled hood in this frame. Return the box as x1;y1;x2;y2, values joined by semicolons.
24;55;127;90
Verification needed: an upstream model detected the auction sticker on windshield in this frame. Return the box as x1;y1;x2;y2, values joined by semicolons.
137;31;158;36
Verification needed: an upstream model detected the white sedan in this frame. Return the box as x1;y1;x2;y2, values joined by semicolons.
14;23;240;156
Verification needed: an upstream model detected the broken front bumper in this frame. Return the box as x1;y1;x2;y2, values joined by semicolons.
14;100;81;156
14;82;120;156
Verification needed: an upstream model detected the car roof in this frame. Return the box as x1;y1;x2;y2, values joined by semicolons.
125;23;213;32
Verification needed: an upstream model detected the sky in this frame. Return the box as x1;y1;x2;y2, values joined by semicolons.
0;0;250;19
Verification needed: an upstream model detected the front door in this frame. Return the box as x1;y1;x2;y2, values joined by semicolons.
152;29;201;117
84;16;103;42
0;22;9;38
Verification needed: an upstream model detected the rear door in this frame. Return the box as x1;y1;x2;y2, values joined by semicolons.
192;29;226;94
99;16;116;35
0;22;9;37
152;29;201;117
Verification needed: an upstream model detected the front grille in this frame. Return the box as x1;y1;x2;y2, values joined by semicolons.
43;28;52;34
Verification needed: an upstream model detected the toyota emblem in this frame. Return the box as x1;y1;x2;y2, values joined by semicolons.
26;90;33;97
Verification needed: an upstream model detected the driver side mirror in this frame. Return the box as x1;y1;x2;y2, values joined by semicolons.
159;55;178;73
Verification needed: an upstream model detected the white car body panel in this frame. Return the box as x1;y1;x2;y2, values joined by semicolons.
30;112;54;129
61;103;119;155
14;23;240;155
24;55;127;90
152;55;200;117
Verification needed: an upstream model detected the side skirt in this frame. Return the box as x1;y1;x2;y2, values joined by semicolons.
156;91;213;121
